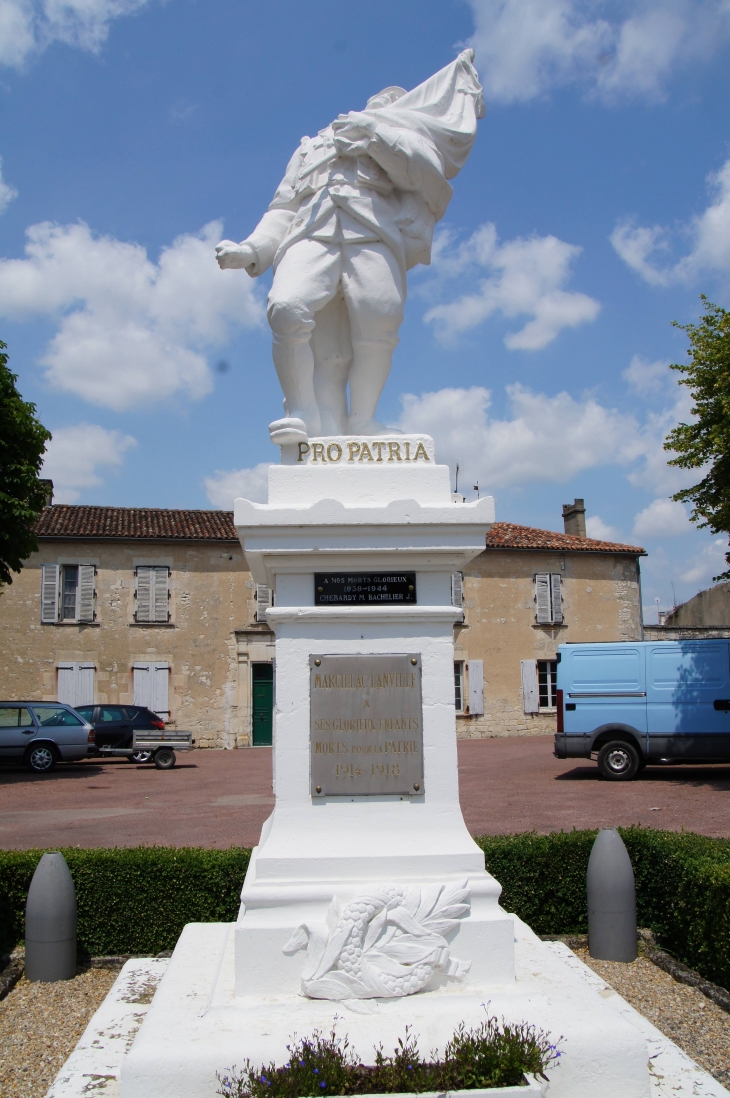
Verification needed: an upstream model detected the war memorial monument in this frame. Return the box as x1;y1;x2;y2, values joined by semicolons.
86;50;657;1098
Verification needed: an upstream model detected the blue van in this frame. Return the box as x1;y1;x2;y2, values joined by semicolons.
554;639;730;780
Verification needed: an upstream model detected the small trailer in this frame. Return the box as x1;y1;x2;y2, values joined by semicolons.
97;730;194;769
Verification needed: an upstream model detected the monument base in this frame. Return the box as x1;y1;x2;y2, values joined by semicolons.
120;917;651;1098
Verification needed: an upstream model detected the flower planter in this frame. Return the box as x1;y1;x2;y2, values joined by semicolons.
329;1079;545;1098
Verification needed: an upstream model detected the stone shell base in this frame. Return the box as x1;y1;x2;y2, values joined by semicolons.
116;917;659;1098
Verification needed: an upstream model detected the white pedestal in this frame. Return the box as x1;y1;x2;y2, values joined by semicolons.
117;436;651;1097
232;438;512;996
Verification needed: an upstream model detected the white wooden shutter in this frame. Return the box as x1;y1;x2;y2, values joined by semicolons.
468;659;484;715
136;567;152;622
41;564;60;623
152;663;169;715
133;663;151;708
57;663;75;704
134;662;169;714
535;573;552;624
57;662;94;707
521;659;539;713
256;585;271;622
152;567;169;623
76;663;95;706
550;573;563;624
77;565;95;622
451;572;463;607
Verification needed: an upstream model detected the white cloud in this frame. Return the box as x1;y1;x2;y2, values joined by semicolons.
0;157;17;214
0;0;150;69
632;497;691;538
41;423;137;502
204;463;271;508
423;223;599;349
394;384;636;489
680;537;728;585
585;515;620;540
622;354;672;397
0;219;264;411
467;0;730;104
612;157;730;284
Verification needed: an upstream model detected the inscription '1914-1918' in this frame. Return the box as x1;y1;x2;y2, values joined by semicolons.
310;654;424;798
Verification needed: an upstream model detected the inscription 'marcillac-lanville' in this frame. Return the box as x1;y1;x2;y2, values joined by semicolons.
310;654;424;797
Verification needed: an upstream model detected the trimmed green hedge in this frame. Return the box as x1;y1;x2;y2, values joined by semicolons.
0;846;250;957
4;831;730;991
478;827;730;989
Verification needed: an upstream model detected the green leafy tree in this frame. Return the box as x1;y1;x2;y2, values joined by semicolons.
664;297;730;580
0;340;52;586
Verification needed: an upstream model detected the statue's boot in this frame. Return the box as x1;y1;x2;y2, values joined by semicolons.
347;338;402;436
270;334;321;442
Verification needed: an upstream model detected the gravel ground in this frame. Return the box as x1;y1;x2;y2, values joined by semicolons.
575;948;730;1088
0;967;118;1098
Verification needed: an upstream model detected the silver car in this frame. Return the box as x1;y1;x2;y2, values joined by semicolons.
0;702;96;773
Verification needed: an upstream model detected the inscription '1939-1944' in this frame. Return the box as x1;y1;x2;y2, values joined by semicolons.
310;654;424;798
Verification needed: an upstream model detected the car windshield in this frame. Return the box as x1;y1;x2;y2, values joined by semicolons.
31;705;83;727
75;707;94;719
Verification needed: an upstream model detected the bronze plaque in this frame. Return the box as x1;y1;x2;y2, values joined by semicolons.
310;654;423;797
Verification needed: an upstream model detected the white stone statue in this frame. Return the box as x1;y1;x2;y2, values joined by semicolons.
216;50;484;445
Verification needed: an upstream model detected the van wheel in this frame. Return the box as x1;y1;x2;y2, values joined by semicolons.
597;740;640;781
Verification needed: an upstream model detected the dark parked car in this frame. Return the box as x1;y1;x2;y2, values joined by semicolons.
0;702;96;772
75;705;165;763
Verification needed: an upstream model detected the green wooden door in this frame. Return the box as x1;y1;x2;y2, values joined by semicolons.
251;663;273;746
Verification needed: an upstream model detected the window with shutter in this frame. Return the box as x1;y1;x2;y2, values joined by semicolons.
468;659;484;715
537;660;558;710
61;565;79;620
454;662;464;712
451;572;463;608
133;663;151;708
521;660;539;713
135;566;169;623
256;585;272;623
41;565;59;623
78;565;96;622
534;573;564;625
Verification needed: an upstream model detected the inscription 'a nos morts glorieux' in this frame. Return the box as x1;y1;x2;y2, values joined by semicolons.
310;654;424;797
315;573;416;606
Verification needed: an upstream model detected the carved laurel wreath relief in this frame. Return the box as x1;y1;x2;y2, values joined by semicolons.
283;882;471;1000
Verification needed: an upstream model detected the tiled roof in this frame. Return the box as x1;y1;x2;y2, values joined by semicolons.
35;506;645;555
486;522;645;555
34;506;239;541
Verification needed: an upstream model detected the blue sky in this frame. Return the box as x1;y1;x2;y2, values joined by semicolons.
1;0;730;621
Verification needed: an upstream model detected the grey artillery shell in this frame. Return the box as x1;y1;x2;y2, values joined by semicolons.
25;851;77;981
587;828;637;963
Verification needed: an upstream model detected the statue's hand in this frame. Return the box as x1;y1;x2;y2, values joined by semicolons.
332;112;373;154
215;240;257;273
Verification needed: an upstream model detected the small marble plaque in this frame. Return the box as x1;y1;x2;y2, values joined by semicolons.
310;654;424;797
314;572;416;606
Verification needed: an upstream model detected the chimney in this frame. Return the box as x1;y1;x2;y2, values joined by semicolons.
563;498;586;537
39;479;54;507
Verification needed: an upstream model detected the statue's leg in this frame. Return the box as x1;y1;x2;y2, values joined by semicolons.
267;241;340;438
341;243;405;436
311;290;352;435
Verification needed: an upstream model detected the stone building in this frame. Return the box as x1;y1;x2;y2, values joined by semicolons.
0;500;645;746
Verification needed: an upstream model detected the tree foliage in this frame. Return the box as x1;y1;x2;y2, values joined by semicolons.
0;341;52;586
664;297;730;580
